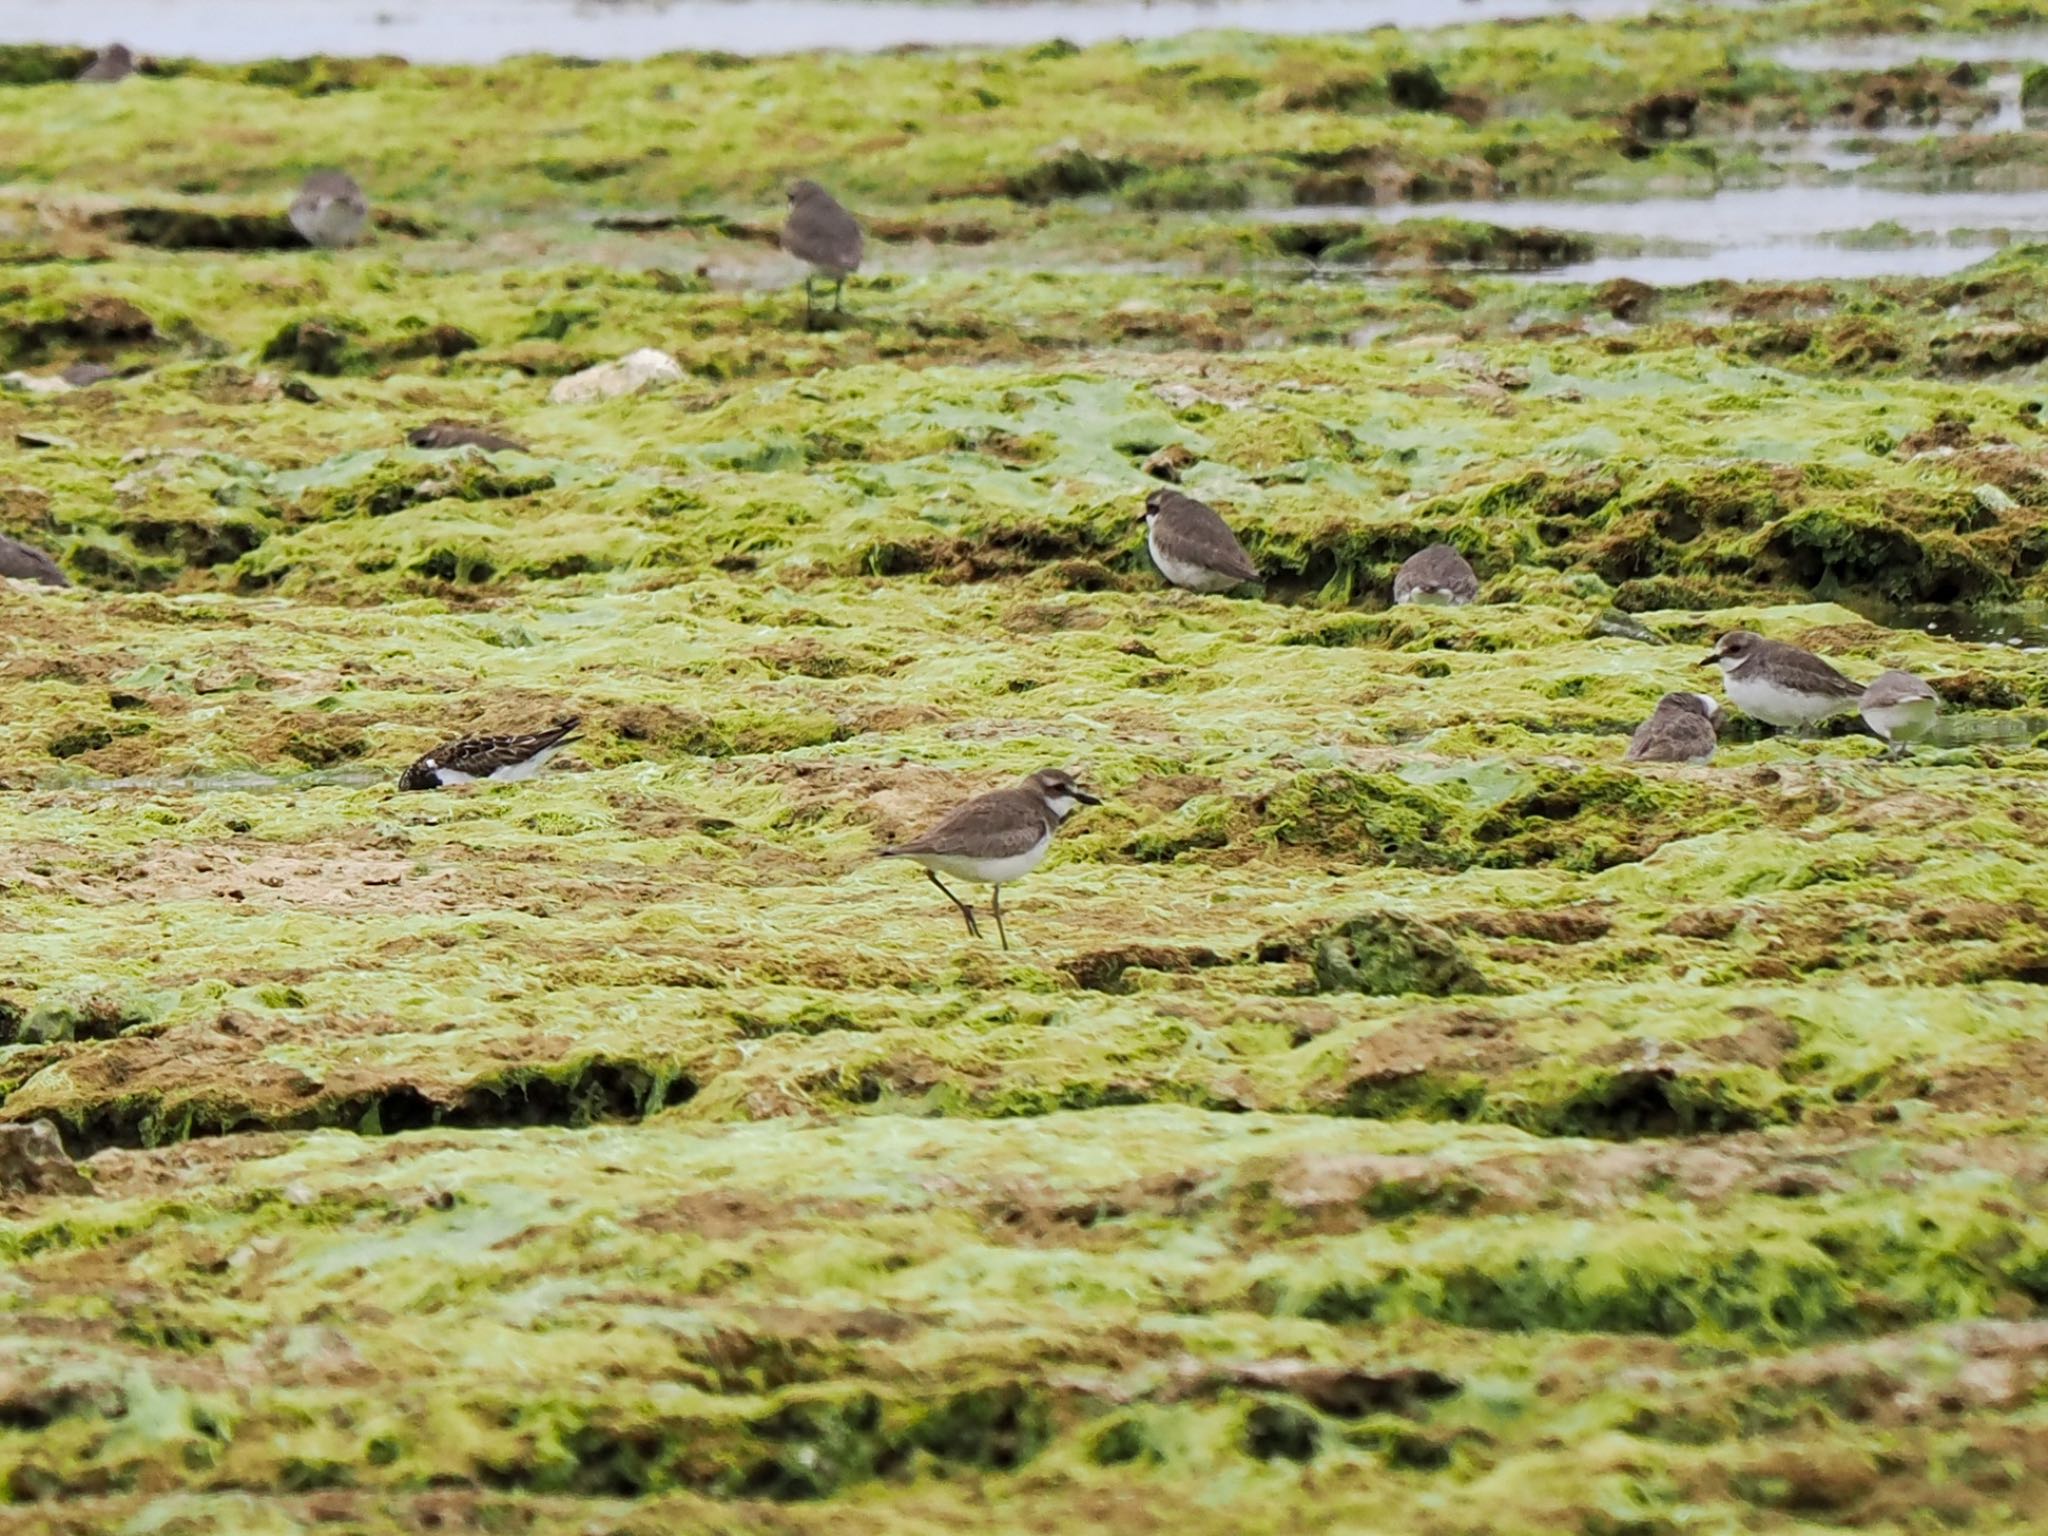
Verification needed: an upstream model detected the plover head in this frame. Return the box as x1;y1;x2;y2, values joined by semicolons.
787;178;828;207
1023;767;1101;821
1702;630;1762;672
1141;487;1174;525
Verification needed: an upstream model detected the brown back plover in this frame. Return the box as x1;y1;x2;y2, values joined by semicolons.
1625;691;1720;763
1393;544;1479;606
1142;488;1260;594
0;533;68;587
1701;630;1863;732
408;422;529;453
881;767;1101;951
400;717;580;790
782;180;863;324
290;170;369;249
1860;669;1939;753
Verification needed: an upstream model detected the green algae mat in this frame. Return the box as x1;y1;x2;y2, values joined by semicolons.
7;3;2048;1531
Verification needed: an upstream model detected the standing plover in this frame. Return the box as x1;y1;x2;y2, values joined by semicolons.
1393;544;1479;606
400;717;580;790
881;767;1101;951
77;44;135;82
1625;692;1721;763
0;533;67;587
781;180;863;325
1142;488;1260;594
1701;630;1863;732
290;170;370;249
1859;669;1940;753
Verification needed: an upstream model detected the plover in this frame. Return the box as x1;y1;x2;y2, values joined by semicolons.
290;170;370;249
0;533;68;587
1701;630;1863;732
880;767;1101;951
781;180;863;325
1142;488;1260;594
1625;692;1721;764
399;717;580;791
77;44;135;83
1860;669;1940;754
1393;544;1479;606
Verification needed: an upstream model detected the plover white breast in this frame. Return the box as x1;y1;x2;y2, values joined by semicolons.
1142;488;1260;594
1702;630;1864;732
1392;544;1479;607
400;717;581;791
880;767;1101;951
290;170;370;249
782;180;863;324
0;533;68;587
1625;691;1721;763
1860;669;1940;752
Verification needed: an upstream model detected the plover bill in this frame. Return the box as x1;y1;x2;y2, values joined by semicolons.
1701;630;1863;732
1860;669;1940;754
880;767;1101;951
1142;488;1260;594
400;717;581;791
1625;691;1721;764
290;170;370;249
781;180;863;325
0;533;68;587
1392;544;1479;606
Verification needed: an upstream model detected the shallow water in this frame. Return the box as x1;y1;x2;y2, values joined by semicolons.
16;0;1731;64
1769;31;2048;72
1848;599;2048;652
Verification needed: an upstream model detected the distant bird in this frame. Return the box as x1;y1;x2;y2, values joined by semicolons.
781;180;863;324
408;422;528;453
1393;544;1479;606
1142;488;1260;593
1701;630;1863;732
399;717;580;791
881;767;1101;951
1625;691;1721;764
1860;669;1940;753
0;533;68;587
77;44;134;83
290;170;370;249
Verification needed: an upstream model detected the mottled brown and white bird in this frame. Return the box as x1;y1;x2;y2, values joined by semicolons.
880;767;1101;951
1392;544;1479;606
781;180;864;323
1860;669;1939;753
408;422;528;453
0;533;68;587
290;170;369;248
1625;692;1721;764
1142;488;1260;594
1702;630;1863;732
400;718;580;791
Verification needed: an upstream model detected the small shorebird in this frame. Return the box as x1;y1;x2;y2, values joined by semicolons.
781;180;863;325
1701;630;1863;732
1625;692;1721;763
1393;544;1479;606
408;422;528;453
77;44;134;82
1142;488;1260;594
881;767;1101;951
0;533;68;587
290;170;370;249
400;718;580;791
1860;669;1940;754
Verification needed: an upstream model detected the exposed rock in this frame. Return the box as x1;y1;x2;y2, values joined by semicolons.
1313;911;1491;997
547;347;684;404
77;44;135;83
1141;443;1197;483
0;1122;90;1195
409;422;530;453
1596;277;1657;323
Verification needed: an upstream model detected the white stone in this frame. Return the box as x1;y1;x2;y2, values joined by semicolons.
547;347;684;405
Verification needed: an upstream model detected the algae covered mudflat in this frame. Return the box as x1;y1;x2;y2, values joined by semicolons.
5;1;2048;1531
